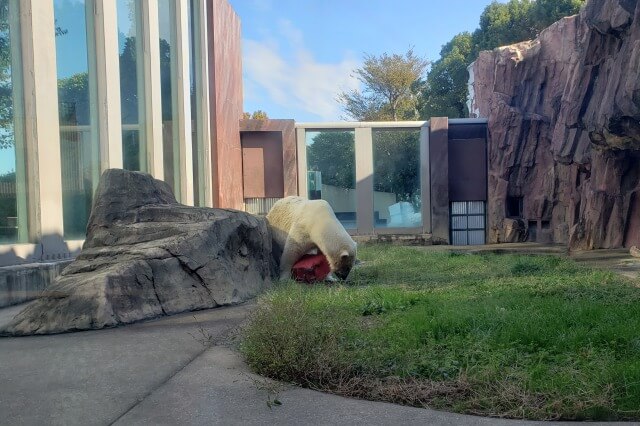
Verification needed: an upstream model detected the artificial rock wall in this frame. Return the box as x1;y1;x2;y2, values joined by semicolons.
469;0;640;249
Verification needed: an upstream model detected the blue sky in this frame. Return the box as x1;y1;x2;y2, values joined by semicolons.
228;0;502;122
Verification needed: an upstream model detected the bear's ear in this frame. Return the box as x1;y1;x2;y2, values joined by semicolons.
340;250;350;259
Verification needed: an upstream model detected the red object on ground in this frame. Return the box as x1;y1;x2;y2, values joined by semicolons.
291;252;331;283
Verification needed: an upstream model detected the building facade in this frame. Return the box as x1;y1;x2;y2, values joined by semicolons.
241;118;488;245
0;0;243;267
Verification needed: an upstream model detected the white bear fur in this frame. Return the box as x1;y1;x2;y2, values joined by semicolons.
266;196;357;280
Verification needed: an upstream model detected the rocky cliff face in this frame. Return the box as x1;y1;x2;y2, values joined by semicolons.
469;0;640;249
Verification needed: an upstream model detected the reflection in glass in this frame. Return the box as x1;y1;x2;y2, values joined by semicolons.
0;0;27;243
306;130;356;229
158;0;180;199
188;0;204;206
117;0;146;171
55;0;99;239
372;129;421;228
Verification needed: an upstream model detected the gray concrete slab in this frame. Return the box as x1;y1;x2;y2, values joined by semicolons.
0;303;254;426
114;345;553;426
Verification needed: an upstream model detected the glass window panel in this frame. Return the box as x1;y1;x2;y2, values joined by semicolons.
0;0;27;243
372;129;421;228
468;215;485;229
452;231;467;246
451;201;467;215
452;215;468;230
306;130;356;229
468;201;485;214
158;0;180;199
117;0;146;172
468;230;485;245
55;0;99;239
188;0;204;206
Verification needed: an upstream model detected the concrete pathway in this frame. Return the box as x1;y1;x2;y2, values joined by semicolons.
0;301;634;426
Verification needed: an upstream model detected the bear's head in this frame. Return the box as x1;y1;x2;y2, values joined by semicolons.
332;245;357;280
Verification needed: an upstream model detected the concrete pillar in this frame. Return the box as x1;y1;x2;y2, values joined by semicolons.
355;127;374;235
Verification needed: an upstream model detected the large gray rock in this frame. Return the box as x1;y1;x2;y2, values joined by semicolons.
1;169;275;336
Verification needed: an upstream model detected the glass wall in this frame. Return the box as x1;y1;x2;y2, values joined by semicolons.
158;0;180;200
306;130;356;229
372;129;421;228
117;0;146;172
54;0;99;239
189;0;205;206
0;0;27;243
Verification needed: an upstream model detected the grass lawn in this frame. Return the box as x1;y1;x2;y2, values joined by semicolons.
240;245;640;420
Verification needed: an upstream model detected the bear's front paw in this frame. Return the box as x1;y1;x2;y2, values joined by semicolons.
325;273;339;283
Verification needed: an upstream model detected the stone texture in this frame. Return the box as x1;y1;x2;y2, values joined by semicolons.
1;170;274;336
469;0;640;249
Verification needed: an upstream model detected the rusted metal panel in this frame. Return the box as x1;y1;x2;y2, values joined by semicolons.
240;131;284;198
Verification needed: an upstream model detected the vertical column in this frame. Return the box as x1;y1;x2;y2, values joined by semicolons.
9;2;27;243
20;0;66;256
296;127;307;199
282;121;297;197
141;0;164;180
419;124;431;233
355;127;373;235
174;0;193;205
429;117;450;243
207;0;243;210
94;0;123;170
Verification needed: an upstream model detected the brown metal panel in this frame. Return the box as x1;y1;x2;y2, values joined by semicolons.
242;146;265;198
207;0;244;209
448;138;487;201
429;117;449;243
241;132;285;198
240;119;297;196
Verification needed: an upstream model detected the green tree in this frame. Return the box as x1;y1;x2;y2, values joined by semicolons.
242;110;269;120
373;130;421;206
419;33;473;118
471;0;536;55
119;36;140;125
57;72;90;125
338;49;429;121
306;131;355;189
0;0;14;149
529;0;585;32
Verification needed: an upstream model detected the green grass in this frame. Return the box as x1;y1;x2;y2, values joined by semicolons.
240;245;640;420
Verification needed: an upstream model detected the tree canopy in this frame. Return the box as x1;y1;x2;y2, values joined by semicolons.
306;131;355;189
242;110;269;120
337;49;428;121
420;0;586;119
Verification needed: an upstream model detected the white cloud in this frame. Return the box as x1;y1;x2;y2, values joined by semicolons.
249;0;272;12
242;21;360;121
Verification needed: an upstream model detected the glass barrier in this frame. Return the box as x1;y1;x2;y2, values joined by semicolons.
372;128;421;228
306;130;356;229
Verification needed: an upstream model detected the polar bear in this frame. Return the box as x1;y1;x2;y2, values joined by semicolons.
266;196;357;281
